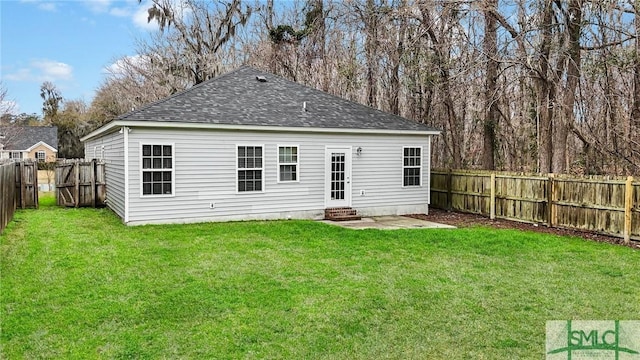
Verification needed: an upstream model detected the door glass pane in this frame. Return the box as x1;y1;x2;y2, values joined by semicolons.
331;152;345;200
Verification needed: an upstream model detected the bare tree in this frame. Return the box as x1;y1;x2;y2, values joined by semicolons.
482;0;498;170
141;0;252;84
0;82;16;124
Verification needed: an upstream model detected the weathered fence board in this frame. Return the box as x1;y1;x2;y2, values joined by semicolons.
0;163;16;233
0;161;39;234
55;160;105;208
431;170;639;243
16;162;39;209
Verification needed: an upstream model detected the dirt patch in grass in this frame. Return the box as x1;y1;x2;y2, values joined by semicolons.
407;208;640;250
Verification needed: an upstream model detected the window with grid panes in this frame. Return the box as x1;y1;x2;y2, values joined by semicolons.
278;146;298;182
237;146;263;192
141;144;173;195
403;147;421;186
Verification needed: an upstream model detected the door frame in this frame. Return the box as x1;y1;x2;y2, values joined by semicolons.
324;146;352;207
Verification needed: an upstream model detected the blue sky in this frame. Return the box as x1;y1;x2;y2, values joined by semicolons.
1;0;160;116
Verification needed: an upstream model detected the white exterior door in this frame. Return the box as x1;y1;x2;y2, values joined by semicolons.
325;146;352;207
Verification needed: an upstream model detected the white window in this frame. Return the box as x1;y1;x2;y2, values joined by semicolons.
403;147;422;187
141;144;173;196
278;145;299;182
10;151;21;159
237;145;263;192
36;151;46;161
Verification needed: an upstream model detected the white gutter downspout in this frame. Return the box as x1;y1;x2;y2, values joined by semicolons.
427;135;432;215
122;126;130;223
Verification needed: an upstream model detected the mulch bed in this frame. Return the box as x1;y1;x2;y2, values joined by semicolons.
407;208;640;250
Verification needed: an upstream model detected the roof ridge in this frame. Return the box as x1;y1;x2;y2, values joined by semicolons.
119;65;252;121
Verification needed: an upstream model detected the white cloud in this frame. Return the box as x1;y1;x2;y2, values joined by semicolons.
104;55;148;76
5;59;73;83
33;60;73;81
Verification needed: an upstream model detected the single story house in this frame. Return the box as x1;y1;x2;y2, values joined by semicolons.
81;66;440;225
0;126;58;162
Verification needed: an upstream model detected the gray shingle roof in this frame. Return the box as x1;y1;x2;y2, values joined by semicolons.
0;126;58;151
118;66;438;132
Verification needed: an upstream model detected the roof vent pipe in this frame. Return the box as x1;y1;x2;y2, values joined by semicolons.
303;101;307;112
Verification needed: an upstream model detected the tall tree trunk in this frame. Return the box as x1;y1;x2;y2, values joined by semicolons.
420;7;462;168
552;0;582;173
388;3;406;115
536;1;554;173
266;0;276;73
632;1;640;133
482;0;498;170
364;0;378;108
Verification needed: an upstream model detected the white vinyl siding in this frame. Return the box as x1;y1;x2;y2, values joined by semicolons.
84;130;126;219
277;145;299;182
122;128;431;225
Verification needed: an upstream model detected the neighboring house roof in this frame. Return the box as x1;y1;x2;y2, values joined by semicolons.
83;66;439;141
0;126;58;151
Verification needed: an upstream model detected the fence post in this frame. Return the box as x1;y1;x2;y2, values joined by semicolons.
19;162;26;209
33;162;39;209
624;176;633;244
547;173;555;227
91;160;97;208
446;169;453;211
74;162;80;208
490;172;496;220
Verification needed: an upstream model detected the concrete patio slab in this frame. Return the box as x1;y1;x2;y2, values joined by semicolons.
322;215;456;230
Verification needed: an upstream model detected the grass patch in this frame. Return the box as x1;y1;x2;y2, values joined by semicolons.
2;194;639;358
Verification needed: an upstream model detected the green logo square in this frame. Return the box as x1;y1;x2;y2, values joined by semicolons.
546;320;640;359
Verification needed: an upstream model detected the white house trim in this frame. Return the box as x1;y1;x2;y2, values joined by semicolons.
81;120;440;143
276;144;300;183
25;141;58;153
122;127;130;223
324;146;352;208
401;145;423;188
235;144;266;194
139;142;176;198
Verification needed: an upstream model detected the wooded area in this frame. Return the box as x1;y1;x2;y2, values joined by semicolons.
2;1;639;174
431;170;640;242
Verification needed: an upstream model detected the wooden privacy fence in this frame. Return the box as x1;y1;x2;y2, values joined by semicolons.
55;159;106;208
0;161;38;233
431;170;640;243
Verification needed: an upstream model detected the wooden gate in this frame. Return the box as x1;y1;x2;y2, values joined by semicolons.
55;160;106;207
0;161;38;233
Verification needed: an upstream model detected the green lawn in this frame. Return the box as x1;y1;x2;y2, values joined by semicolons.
1;195;639;359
